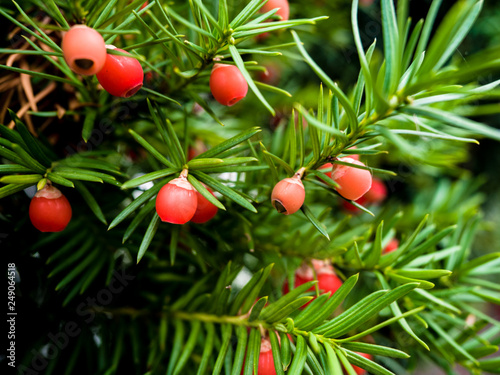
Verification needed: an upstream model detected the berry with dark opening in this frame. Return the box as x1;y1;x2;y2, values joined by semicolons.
332;157;372;201
156;175;197;224
29;184;72;232
383;238;399;254
62;25;106;75
96;46;144;98
190;185;218;224
271;175;305;215
260;0;290;21
209;64;248;106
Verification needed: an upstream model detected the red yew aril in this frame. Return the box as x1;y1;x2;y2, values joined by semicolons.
352;352;372;375
341;196;368;213
260;0;290;21
29;184;72;232
317;267;343;295
156;175;197;224
271;175;305;215
363;177;387;204
332;157;372;201
96;46;144;98
383;238;399;254
241;338;277;375
190;185;218;224
209;64;248;106
258;64;281;85
283;263;343;298
318;163;334;179
62;25;106;75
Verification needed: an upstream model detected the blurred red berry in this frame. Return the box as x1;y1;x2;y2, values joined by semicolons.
363;177;387;204
187;139;207;160
260;0;290;21
62;25;106;75
96;46;144;98
190;184;218;224
352;352;372;375
258;64;281;85
271;176;305;215
29;184;72;232
156;176;197;224
209;64;248;106
383;238;399;254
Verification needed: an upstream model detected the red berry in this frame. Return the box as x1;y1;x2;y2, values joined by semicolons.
96;46;144;98
331;157;372;201
29;184;72;232
383;238;399;254
62;25;106;75
352;352;372;375
363;177;387;204
209;64;248;106
341;196;368;213
190;185;218;224
260;0;290;21
187;139;207;161
318;163;334;179
258;64;281;85
343;146;360;161
241;339;277;375
283;262;342;298
156;176;197;224
317;267;343;295
257;339;277;375
271;176;305;215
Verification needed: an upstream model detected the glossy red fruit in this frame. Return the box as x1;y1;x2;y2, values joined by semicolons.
352;352;372;375
363;177;387;204
383;238;399;254
209;64;248;106
156;176;197;224
96;46;144;98
29;184;72;232
62;25;106;75
332;157;372;201
271;176;305;215
191;185;218;224
241;339;277;375
260;0;290;21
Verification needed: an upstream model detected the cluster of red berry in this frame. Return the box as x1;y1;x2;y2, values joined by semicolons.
62;25;144;98
271;155;375;216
